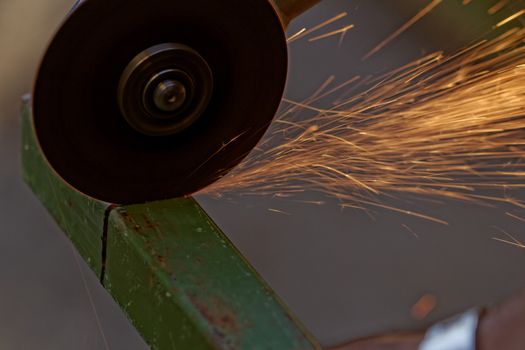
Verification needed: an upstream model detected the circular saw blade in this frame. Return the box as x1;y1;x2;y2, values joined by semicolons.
33;0;287;204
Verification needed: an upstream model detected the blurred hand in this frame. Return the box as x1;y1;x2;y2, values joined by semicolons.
478;289;525;350
330;288;525;350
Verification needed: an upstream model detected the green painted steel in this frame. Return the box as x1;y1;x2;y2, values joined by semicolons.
21;97;320;350
21;97;108;275
105;201;318;350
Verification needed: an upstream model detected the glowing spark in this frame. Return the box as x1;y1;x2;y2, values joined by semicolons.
495;9;525;27
268;208;292;215
488;0;510;15
506;212;525;223
362;0;443;60
402;224;419;239
359;200;449;225
289;199;325;205
287;28;306;42
308;24;355;42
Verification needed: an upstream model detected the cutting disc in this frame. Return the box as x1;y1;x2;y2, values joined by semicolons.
33;0;287;204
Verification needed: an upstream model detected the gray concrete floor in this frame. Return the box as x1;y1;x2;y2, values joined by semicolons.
1;0;525;348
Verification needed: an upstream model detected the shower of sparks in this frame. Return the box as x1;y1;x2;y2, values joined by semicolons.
203;26;525;222
362;0;443;60
287;12;348;43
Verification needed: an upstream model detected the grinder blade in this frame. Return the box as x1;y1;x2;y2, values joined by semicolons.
33;0;287;204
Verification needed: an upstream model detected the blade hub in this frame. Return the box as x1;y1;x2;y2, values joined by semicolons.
118;43;213;136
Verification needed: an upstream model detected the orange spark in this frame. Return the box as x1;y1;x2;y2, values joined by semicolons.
496;9;525;27
268;208;292;215
488;0;510;15
402;224;419;239
287;28;306;42
506;212;525;223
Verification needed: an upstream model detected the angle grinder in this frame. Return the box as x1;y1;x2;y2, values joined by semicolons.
33;0;320;204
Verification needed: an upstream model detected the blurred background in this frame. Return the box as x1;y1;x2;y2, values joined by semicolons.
1;0;525;348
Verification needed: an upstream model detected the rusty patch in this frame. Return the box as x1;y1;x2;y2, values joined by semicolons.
142;214;159;230
121;211;147;237
188;294;241;333
156;254;169;270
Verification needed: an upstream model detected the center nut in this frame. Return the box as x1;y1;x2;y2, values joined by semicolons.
152;79;187;113
118;43;213;136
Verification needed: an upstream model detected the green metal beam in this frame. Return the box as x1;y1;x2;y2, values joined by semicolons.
21;95;107;275
21;97;320;350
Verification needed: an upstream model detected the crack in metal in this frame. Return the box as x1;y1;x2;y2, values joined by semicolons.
100;204;119;285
